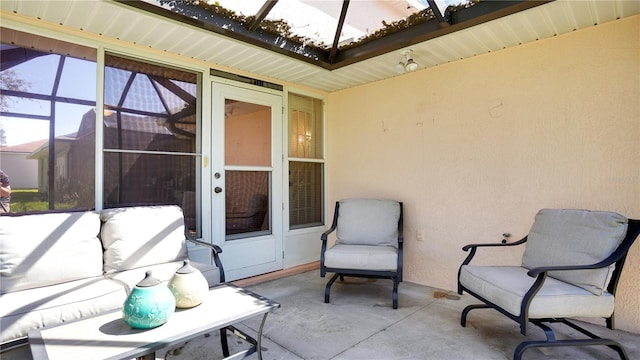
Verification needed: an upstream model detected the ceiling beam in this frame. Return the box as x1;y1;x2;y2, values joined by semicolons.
329;0;351;64
332;0;552;67
248;0;279;32
116;0;332;67
426;0;449;28
117;0;552;71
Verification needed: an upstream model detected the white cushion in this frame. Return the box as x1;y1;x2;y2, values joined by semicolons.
459;265;615;318
106;260;220;291
0;277;126;343
521;209;627;295
336;199;400;247
100;205;189;273
324;244;398;271
190;261;222;287
0;212;103;294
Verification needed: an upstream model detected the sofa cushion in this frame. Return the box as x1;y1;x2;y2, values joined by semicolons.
324;244;398;271
336;199;400;247
106;260;220;291
521;209;628;295
100;205;189;273
0;211;103;294
459;265;615;318
0;277;126;344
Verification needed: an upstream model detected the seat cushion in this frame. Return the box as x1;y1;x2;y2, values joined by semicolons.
0;211;103;294
100;205;189;273
0;277;126;344
521;209;627;295
459;265;615;318
324;244;398;271
336;199;400;247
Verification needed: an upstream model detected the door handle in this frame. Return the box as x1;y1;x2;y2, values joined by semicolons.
214;187;223;193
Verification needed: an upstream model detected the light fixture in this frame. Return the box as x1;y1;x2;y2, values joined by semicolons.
395;49;419;74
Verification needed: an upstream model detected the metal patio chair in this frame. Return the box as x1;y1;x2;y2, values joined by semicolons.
457;208;640;360
320;199;403;309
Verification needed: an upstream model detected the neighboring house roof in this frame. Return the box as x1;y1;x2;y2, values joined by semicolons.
28;134;77;160
0;139;48;154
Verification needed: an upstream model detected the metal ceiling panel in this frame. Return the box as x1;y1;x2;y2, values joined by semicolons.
524;9;558;40
0;0;638;93
566;2;599;29
539;3;574;35
591;1;618;23
431;37;468;62
55;2;95;30
128;21;168;46
620;1;640;15
468;26;505;53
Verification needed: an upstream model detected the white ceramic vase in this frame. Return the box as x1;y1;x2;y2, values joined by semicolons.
168;260;209;308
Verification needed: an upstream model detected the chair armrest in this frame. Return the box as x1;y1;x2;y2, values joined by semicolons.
461;236;527;266
397;202;404;244
185;233;225;283
462;237;528;251
321;224;337;242
187;236;223;254
320;225;336;278
321;202;340;242
320;202;341;277
526;245;626;277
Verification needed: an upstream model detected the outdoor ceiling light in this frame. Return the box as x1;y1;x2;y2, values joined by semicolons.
395;49;419;74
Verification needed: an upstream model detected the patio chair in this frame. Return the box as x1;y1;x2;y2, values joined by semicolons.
320;199;403;309
457;208;640;360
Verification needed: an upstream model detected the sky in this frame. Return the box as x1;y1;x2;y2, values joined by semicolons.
0;54;95;146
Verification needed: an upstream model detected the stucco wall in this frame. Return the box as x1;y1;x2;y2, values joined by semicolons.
327;16;639;332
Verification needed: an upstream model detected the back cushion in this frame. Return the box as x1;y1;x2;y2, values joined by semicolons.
336;199;401;247
101;205;188;274
0;211;103;294
521;209;628;295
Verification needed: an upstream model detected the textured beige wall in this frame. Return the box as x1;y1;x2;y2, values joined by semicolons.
327;16;639;332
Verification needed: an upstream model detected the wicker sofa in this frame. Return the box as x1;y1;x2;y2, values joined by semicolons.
0;205;224;352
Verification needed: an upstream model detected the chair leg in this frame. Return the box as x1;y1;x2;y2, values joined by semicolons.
515;338;628;360
392;277;399;309
514;319;629;360
220;328;229;357
324;273;340;303
460;304;491;327
513;339;629;360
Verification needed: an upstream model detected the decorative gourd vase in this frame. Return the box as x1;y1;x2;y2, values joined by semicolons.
123;270;175;329
168;260;209;308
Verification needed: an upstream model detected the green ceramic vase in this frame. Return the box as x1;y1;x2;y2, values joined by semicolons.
123;270;176;329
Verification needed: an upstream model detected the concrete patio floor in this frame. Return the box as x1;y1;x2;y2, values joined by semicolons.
158;269;640;360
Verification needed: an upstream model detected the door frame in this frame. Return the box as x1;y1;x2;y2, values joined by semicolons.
209;78;284;281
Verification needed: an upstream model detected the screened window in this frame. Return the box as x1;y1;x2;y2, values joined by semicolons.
288;93;324;228
0;29;96;212
225;99;272;238
103;54;201;234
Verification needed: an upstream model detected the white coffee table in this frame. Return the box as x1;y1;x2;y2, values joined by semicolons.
28;284;280;360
